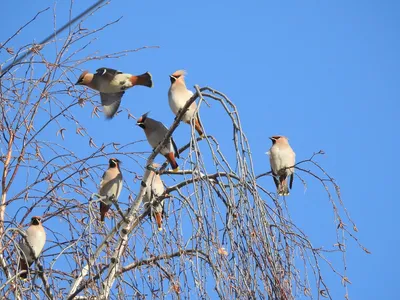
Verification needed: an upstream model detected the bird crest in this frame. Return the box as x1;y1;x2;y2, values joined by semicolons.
171;70;186;79
137;111;150;124
76;70;89;85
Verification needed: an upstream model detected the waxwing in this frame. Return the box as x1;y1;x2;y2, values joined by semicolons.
76;68;153;118
99;158;123;221
18;216;46;279
168;70;204;137
136;113;180;172
267;136;295;196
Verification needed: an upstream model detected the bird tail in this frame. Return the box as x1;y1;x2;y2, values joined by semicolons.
154;212;163;231
100;201;110;222
19;258;29;279
165;152;179;172
278;176;290;196
130;72;153;88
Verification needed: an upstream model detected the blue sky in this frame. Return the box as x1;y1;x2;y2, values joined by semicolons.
1;0;399;299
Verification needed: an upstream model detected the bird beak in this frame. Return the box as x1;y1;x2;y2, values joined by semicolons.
75;80;81;85
169;75;177;84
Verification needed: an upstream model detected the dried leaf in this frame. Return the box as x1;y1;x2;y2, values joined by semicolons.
91;106;100;118
89;138;97;148
45;173;54;183
56;128;66;140
172;283;180;294
112;143;120;151
342;276;352;285
76;127;85;136
30;43;44;54
363;247;371;254
218;247;228;256
353;225;358;232
6;47;14;55
320;290;328;298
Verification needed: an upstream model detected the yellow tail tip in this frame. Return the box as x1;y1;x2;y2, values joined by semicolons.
172;167;179;173
158;227;163;231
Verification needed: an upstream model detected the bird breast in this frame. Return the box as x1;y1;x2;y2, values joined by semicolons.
168;88;196;122
269;146;295;176
21;227;46;262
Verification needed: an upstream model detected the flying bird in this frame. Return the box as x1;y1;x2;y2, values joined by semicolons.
143;163;165;231
76;68;153;119
99;158;123;221
267;136;295;196
18;216;46;279
136;113;180;172
168;70;204;137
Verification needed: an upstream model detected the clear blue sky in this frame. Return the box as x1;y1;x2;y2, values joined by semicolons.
1;0;399;299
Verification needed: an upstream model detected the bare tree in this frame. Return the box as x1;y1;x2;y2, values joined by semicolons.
0;2;369;299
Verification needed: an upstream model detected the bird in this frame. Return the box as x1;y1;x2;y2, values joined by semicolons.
99;158;123;222
143;163;165;231
18;216;46;279
168;70;204;137
136;112;180;172
267;136;296;196
75;68;153;119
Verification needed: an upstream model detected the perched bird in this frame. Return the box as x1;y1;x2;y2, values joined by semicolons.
168;70;204;137
75;68;153;119
143;163;165;231
99;158;123;222
267;136;296;196
18;216;46;279
136;113;180;172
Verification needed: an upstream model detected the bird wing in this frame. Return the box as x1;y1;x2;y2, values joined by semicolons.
95;68;122;81
100;92;125;119
289;173;294;189
171;137;180;159
271;168;280;189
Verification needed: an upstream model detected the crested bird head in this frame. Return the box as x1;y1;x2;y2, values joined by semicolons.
269;135;289;145
136;112;150;129
75;71;92;85
109;158;121;168
31;216;42;226
169;70;186;84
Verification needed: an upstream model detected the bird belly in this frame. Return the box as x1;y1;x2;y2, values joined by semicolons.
21;230;45;261
100;74;132;93
168;94;196;122
271;148;295;176
168;93;183;115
